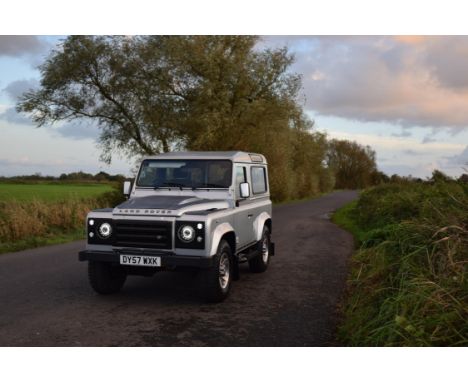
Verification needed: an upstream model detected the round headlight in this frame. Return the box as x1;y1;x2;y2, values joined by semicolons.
98;222;112;238
178;225;195;243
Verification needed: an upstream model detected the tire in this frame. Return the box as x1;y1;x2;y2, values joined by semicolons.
249;225;270;273
88;261;127;294
199;240;232;303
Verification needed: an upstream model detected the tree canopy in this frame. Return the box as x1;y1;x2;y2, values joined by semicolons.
18;36;301;160
326;139;378;189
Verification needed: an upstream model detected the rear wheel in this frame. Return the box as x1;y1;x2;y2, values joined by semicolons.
199;240;232;303
88;261;127;294
249;225;270;273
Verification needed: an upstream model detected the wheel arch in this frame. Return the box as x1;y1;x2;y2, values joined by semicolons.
210;222;236;256
220;231;236;255
265;218;272;234
254;212;272;241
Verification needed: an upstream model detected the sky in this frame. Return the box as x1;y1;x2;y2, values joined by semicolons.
0;35;467;178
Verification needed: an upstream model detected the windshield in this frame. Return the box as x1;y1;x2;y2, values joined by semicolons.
136;159;233;189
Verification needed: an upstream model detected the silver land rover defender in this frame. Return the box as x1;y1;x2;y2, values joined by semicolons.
79;151;274;302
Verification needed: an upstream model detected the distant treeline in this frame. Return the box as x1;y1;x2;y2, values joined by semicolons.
373;169;468;185
0;171;127;184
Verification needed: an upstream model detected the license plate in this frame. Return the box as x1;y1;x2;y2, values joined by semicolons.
119;255;161;267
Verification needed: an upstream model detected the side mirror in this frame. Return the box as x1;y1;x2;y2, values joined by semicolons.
239;182;250;198
123;181;132;197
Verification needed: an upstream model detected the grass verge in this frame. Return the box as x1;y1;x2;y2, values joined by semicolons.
332;200;366;244
333;181;468;346
0;228;85;254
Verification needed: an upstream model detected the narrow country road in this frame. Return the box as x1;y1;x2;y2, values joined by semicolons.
0;190;358;346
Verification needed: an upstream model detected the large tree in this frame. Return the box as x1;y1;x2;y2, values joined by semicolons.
326;139;377;189
17;35;302;163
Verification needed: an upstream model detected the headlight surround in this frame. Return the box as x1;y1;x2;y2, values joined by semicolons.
98;222;112;239
87;218;113;244
175;221;205;249
178;225;196;243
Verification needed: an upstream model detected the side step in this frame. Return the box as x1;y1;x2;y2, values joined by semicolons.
237;247;261;263
236;241;275;263
233;241;275;281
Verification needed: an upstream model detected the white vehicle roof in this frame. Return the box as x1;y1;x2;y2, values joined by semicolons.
144;151;267;164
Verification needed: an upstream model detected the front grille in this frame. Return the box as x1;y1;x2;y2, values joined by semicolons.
114;220;172;249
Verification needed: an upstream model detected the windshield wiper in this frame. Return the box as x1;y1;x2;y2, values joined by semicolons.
161;182;186;190
153;182;226;190
204;183;228;188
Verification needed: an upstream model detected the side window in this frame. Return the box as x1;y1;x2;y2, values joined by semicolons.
235;166;247;199
251;166;267;194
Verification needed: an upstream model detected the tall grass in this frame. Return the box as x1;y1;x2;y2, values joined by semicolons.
0;186;123;253
335;181;468;346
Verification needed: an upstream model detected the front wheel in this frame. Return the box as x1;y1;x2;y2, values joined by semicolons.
249;225;270;273
88;261;127;294
199;240;232;303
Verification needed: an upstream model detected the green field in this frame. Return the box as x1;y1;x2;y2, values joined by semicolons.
0;183;114;202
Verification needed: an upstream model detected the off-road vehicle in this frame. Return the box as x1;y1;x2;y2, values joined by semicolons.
79;151;274;302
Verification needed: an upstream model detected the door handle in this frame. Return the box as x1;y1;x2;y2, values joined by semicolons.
247;214;253;218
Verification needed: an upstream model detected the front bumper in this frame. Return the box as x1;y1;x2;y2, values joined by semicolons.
78;249;215;268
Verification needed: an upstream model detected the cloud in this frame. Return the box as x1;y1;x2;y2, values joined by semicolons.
423;37;468;90
0;60;100;141
0;79;40;125
0;106;32;125
50;122;100;140
0;113;101;139
379;163;438;179
0;78;98;139
2;78;39;100
446;145;468;166
391;130;412;138
327;130;465;154
0;36;48;58
422;136;437;144
0;157;25;166
402;149;420;156
264;36;468;131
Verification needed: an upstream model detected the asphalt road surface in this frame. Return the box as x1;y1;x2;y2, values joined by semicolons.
0;190;358;346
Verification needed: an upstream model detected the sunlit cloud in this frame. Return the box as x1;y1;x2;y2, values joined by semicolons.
266;36;468;131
